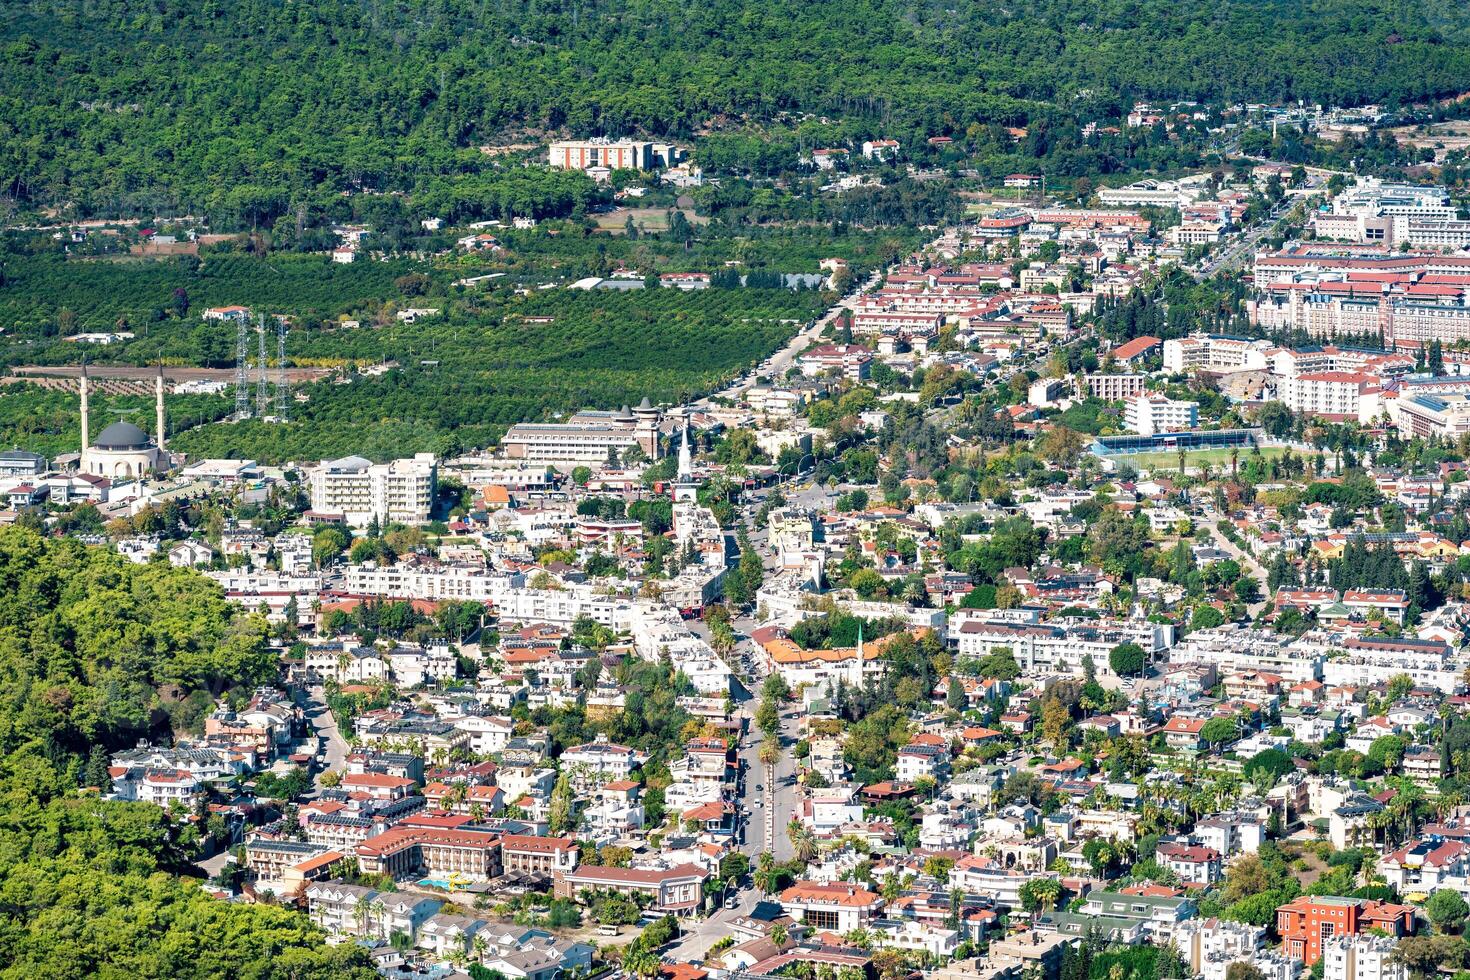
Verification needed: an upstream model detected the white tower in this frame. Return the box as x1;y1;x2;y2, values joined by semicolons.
677;421;693;480
79;360;90;467
673;415;698;504
155;363;167;452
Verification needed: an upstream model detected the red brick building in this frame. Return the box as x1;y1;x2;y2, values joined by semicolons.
1275;896;1415;965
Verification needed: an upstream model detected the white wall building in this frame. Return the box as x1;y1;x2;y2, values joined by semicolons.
1323;936;1407;980
1123;393;1199;435
308;454;437;528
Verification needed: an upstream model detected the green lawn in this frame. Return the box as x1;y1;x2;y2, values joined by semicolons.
1115;446;1289;472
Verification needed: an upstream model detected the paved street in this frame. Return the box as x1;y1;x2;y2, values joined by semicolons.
1194;200;1293;279
697;269;882;407
1201;507;1272;618
303;684;349;796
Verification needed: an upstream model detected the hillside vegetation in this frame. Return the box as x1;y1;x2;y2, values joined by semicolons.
0;527;371;979
3;0;1468;216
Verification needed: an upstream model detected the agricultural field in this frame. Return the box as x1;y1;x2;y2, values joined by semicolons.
166;285;826;464
0;382;232;461
0;248;419;361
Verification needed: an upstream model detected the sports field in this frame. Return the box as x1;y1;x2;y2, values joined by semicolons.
1117;446;1290;471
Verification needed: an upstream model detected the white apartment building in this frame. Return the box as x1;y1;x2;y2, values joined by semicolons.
1177;919;1299;980
1163;334;1271;373
1123;392;1199;435
1323;936;1407;980
452;714;515;755
343;562;521;603
1097;179;1199;208
851;308;943;338
1168;220;1228;246
1167;626;1323;682
494;587;634;630
1083;373;1148;401
308;454;437;528
1326;179;1456;241
1396;391;1470;439
1281;371;1370;418
950;614;1174;677
799;344;873;381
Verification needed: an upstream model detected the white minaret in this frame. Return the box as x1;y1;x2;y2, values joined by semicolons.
155;363;167;452
677;417;693;481
79;360;90;465
673;412;699;506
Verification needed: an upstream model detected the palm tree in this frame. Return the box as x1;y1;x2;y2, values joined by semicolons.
353;897;372;936
1437;790;1465;821
1366;808;1394;848
788;820;817;862
368;898;388;937
771;923;791;946
754;852;778;895
472;935;489;964
622;946;660;980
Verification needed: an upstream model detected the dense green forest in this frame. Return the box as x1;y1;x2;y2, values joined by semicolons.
168;285;824;462
0;527;372;978
2;0;1468;217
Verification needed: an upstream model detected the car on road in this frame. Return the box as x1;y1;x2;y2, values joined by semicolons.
755;783;763;791
725;896;740;909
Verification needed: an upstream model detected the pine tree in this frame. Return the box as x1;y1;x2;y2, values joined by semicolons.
946;675;966;711
84;744;110;789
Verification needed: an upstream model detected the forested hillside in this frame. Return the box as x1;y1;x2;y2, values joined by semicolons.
0;527;373;978
2;0;1467;217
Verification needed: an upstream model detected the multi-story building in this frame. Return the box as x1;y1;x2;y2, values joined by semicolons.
1389;301;1470;347
1155;841;1223;884
548;139;679;172
559;741;648;792
1123;392;1198;435
1281;372;1371;419
1097;179;1200;208
1176;919;1299;980
308;453;437;528
798;344;874;381
1316;179;1456;245
1083;373;1148;401
343;558;520;603
501;399;663;462
780;881;885;932
499;834;579;876
1079;891;1196;943
1396;391;1470;439
1323;936;1408;980
355;825;505;882
850;308;943;338
553;863;710;914
1276;896;1415;966
1163;334;1271;373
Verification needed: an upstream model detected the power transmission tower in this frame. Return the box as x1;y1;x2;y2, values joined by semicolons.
255;316;269;416
234;313;251;419
275;318;288;420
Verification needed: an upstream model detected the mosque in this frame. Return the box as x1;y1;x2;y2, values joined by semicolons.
78;363;170;479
